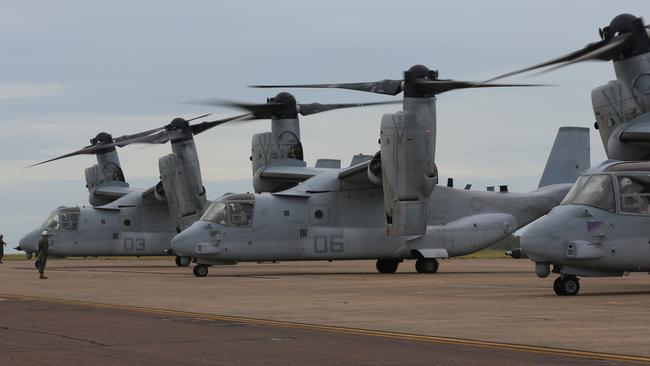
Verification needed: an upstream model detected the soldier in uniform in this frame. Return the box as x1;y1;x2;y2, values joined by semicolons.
0;234;6;263
37;230;49;279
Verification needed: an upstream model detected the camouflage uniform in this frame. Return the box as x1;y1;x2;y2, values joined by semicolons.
37;236;49;278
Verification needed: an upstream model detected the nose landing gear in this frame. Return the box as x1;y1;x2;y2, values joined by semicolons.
553;275;580;296
193;264;209;277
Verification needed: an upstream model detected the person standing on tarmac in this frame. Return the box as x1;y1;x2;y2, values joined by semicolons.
37;231;49;279
0;234;6;263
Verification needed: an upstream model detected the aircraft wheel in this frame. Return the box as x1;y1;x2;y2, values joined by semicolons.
554;276;580;296
553;277;563;295
178;256;191;267
175;256;182;266
34;259;40;269
193;264;209;277
415;258;439;274
376;259;399;274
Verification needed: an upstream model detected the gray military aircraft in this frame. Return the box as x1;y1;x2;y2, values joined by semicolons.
17;114;243;267
17;98;397;267
497;14;650;295
172;126;589;277
169;63;589;276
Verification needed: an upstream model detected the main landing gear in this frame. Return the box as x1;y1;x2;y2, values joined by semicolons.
553;275;580;296
193;264;209;277
175;256;191;267
415;258;439;274
376;259;399;273
375;258;440;274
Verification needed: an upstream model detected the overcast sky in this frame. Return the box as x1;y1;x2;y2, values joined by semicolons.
1;1;649;250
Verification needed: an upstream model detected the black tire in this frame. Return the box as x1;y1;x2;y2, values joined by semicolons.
415;258;439;274
193;265;208;277
34;259;40;269
376;259;399;274
178;256;191;267
553;277;564;296
554;276;580;296
174;256;182;267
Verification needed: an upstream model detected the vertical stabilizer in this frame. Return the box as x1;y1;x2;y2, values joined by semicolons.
538;127;590;188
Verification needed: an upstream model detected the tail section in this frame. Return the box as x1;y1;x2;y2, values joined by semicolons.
538;127;590;188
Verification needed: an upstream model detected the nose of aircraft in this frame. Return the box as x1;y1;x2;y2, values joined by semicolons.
172;223;205;257
18;229;41;253
520;206;575;262
519;221;548;260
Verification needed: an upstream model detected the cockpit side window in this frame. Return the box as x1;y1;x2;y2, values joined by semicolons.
58;212;79;231
561;174;615;212
617;174;650;214
228;201;253;227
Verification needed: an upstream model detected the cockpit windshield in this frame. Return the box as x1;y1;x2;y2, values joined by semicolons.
561;174;615;212
200;194;254;227
617;174;650;214
43;211;59;230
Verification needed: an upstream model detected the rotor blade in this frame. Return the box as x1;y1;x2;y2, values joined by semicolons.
533;33;632;75
297;100;401;116
186;113;212;122
414;79;546;94
112;129;179;147
28;144;108;167
112;126;166;145
188;99;288;118
483;39;612;82
251;79;404;96
191;113;254;135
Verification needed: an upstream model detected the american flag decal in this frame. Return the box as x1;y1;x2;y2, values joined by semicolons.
587;220;604;232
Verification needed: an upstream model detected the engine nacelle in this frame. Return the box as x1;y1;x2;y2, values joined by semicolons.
594;54;650;160
380;97;437;236
158;153;206;232
85;149;127;206
251;118;307;193
592;79;646;158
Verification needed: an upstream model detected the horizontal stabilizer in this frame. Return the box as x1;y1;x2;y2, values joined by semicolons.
538;127;590;188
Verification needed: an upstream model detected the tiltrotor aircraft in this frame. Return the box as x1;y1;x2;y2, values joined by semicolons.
171;64;590;277
497;13;650;295
17;96;394;266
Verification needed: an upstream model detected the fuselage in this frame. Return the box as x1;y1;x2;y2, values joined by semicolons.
172;182;570;264
19;191;177;257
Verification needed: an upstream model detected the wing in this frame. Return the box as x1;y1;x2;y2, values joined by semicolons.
259;165;327;183
93;185;134;201
337;159;375;185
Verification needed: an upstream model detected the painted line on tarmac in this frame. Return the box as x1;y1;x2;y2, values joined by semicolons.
3;293;650;365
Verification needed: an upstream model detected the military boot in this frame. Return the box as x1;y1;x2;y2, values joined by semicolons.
39;274;47;279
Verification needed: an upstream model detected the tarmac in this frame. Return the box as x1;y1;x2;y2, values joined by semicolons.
1;257;650;365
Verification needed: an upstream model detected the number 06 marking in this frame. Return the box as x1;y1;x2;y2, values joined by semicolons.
313;235;344;253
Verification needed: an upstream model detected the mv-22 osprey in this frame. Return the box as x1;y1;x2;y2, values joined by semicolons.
494;14;650;295
171;64;591;277
17;98;395;267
